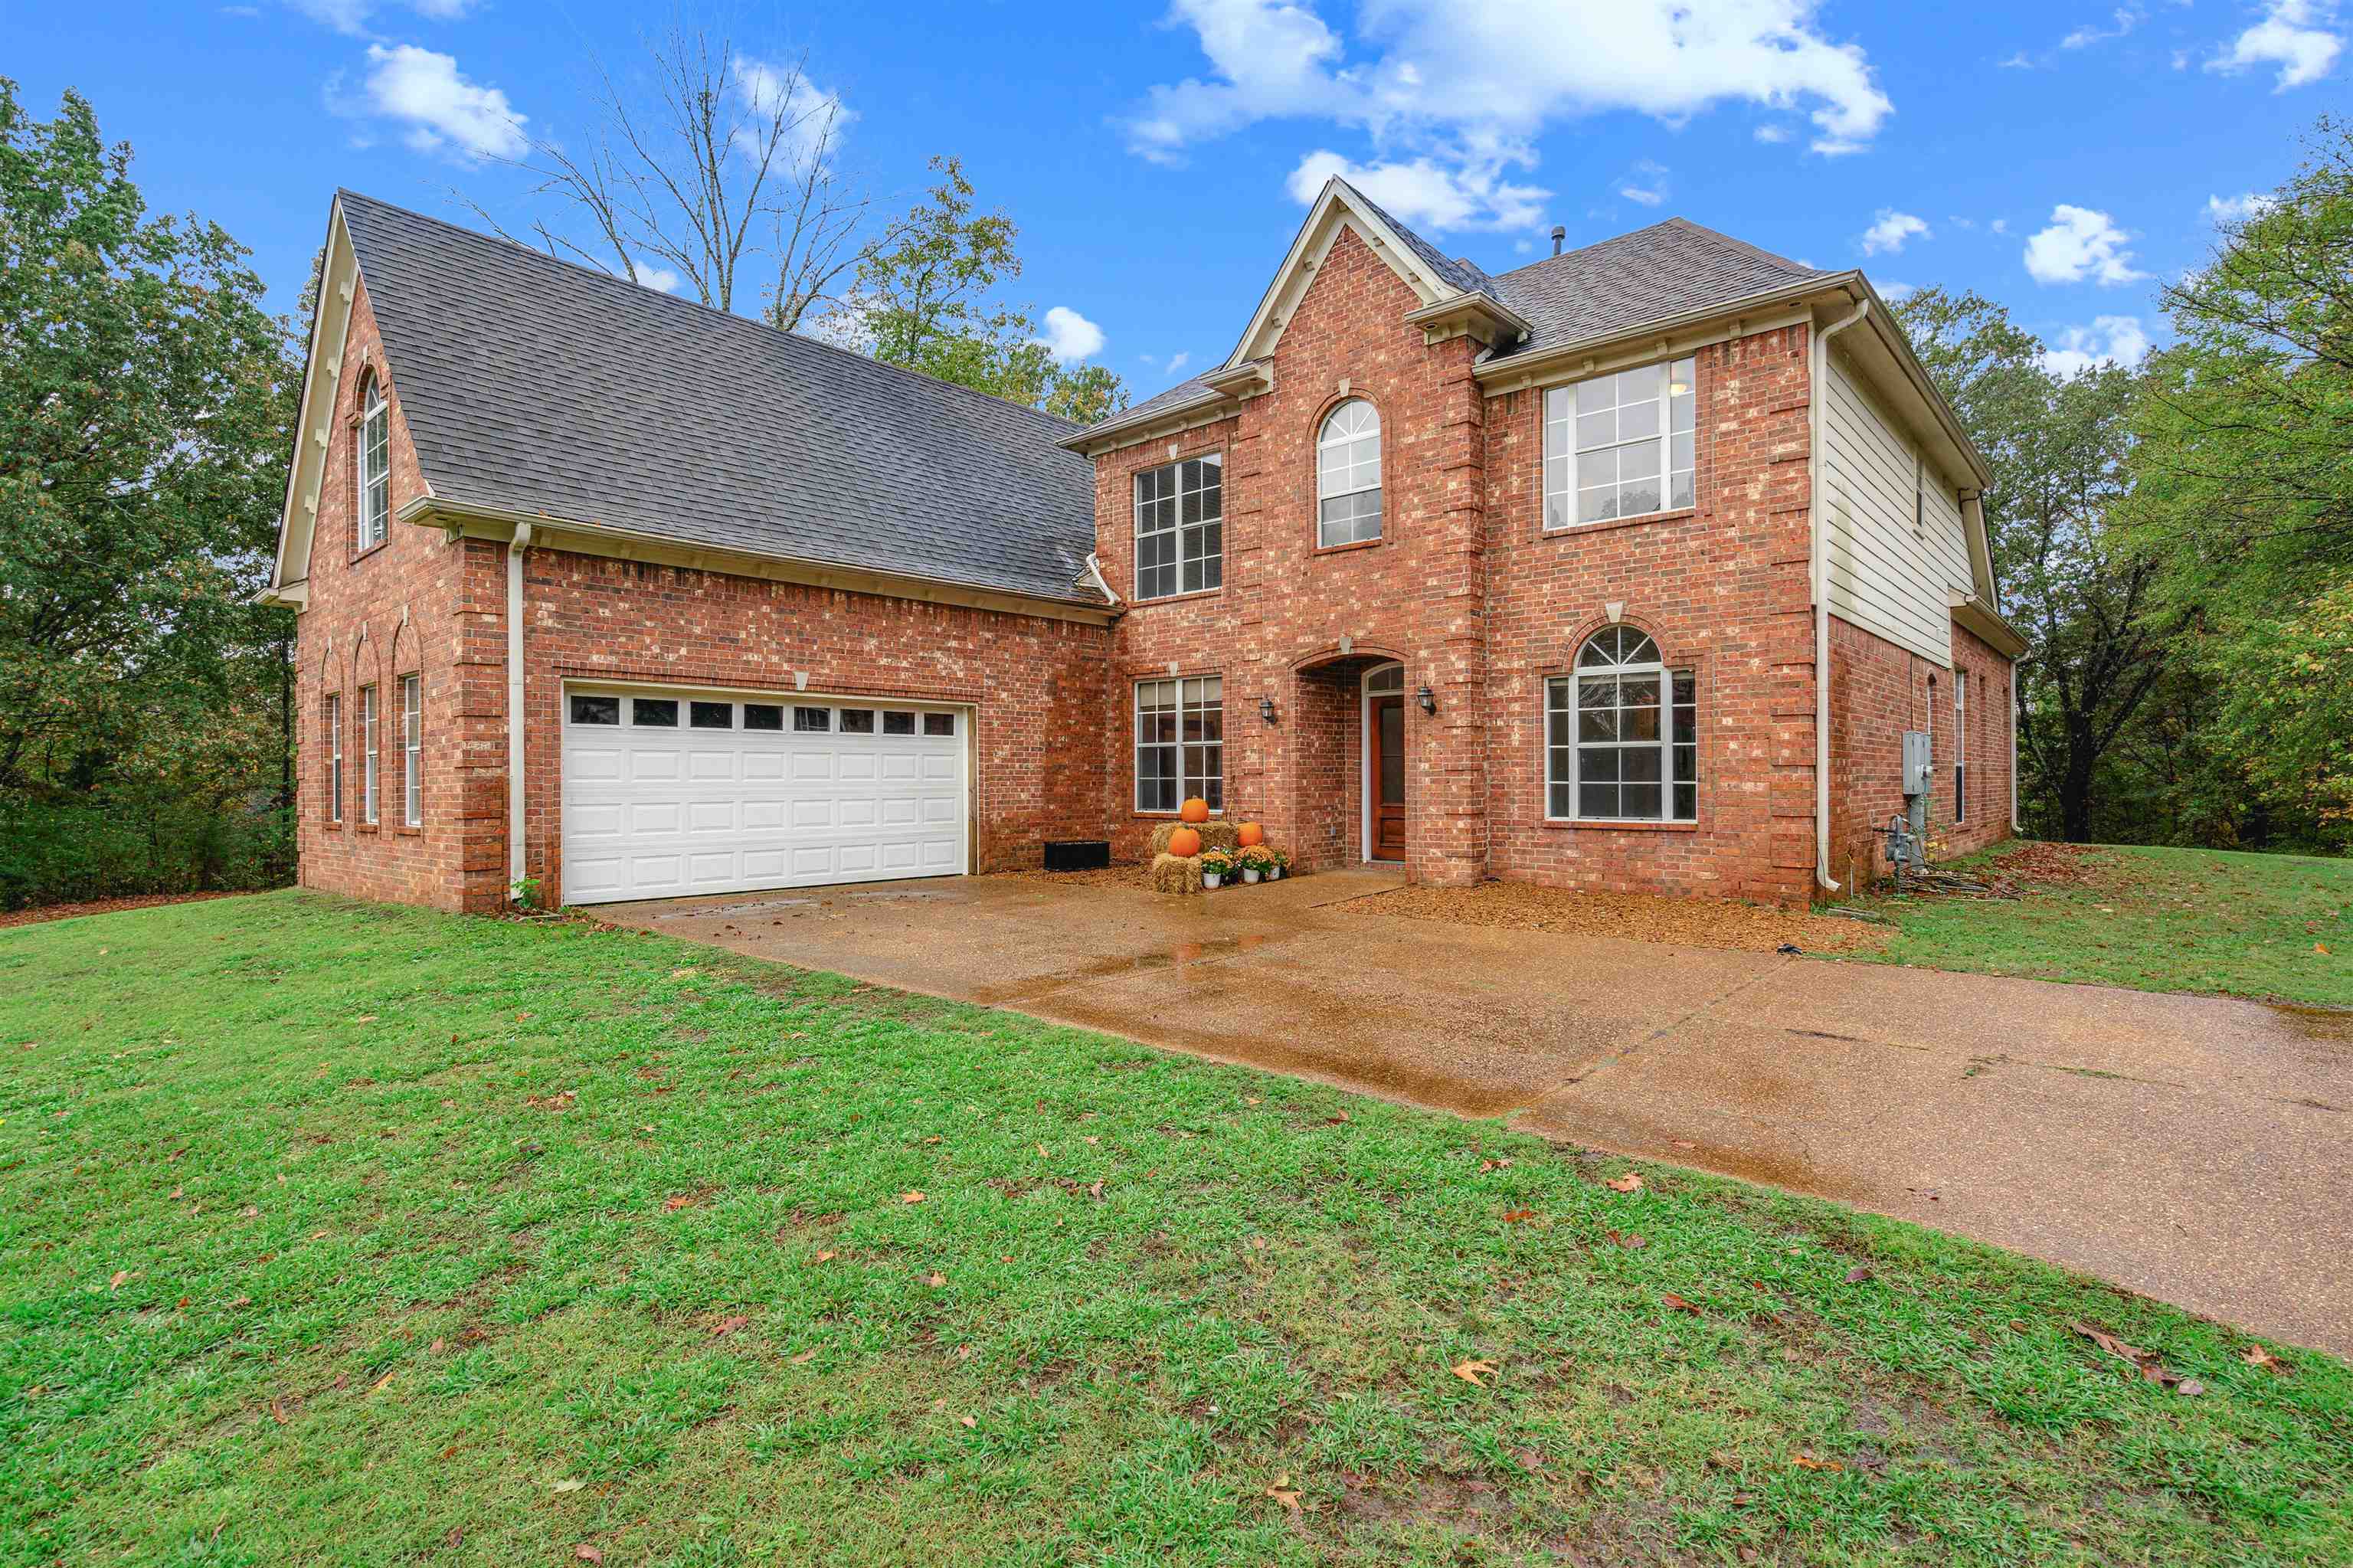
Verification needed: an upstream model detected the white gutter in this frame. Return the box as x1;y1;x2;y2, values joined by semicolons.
1082;552;1123;608
1811;295;1871;895
507;522;534;890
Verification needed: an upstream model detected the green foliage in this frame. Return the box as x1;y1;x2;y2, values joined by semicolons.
846;156;1127;424
0;80;298;904
4;892;2347;1563
2127;116;2353;840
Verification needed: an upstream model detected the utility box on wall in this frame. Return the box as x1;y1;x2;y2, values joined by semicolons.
1901;731;1933;797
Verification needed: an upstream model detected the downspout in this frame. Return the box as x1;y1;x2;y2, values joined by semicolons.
506;522;535;891
1811;295;1871;894
1082;551;1123;608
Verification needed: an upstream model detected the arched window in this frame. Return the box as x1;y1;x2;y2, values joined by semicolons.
1545;626;1697;822
1316;399;1381;547
357;375;390;550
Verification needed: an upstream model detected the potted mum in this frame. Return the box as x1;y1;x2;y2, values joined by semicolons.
1199;847;1233;889
1266;848;1289;882
1238;846;1274;885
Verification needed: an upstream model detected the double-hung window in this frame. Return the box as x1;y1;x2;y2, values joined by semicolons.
1545;627;1697;822
358;378;390;550
1954;670;1967;823
1316;399;1382;546
400;673;422;827
1134;452;1222;599
1134;676;1222;813
325;693;343;823
360;684;379;825
1543;357;1694;529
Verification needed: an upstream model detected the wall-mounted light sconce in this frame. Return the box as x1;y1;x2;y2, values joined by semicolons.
1415;685;1437;715
1259;696;1278;725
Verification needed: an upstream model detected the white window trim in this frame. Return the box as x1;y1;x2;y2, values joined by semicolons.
1543;639;1697;825
1316;399;1383;548
401;673;422;827
326;693;343;823
1132;451;1223;601
358;380;390;551
1133;676;1223;815
1543;356;1696;533
1954;669;1967;824
360;683;378;825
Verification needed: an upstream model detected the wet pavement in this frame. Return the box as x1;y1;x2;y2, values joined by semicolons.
600;869;2353;1357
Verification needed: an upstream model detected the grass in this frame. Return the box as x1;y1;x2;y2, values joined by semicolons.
2;892;2348;1566
1847;843;2353;1007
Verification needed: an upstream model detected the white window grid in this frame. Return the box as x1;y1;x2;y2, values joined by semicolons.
359;381;390;549
401;673;422;827
1544;357;1695;529
1134;453;1222;600
1545;627;1697;822
1317;399;1382;547
1134;676;1222;813
326;692;342;823
360;684;378;824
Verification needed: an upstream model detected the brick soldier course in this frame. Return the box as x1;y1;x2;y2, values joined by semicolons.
267;183;2023;915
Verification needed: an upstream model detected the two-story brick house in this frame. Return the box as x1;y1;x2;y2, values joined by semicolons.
263;184;2022;914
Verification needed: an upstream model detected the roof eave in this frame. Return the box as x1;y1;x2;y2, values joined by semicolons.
1473;273;1860;385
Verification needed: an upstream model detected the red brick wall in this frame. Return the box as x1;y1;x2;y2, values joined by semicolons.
1827;617;2016;889
510;552;1113;907
292;280;489;911
1479;327;1818;905
1092;224;1489;880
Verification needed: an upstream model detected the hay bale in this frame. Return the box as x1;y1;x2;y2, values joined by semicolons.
1150;852;1203;895
1148;820;1240;856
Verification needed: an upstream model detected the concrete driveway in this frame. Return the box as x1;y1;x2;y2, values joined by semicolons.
599;867;2353;1357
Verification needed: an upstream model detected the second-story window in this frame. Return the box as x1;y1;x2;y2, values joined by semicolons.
1134;451;1222;600
358;376;390;550
1544;356;1694;529
1316;398;1382;546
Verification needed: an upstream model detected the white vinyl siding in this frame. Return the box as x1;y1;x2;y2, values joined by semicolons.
1820;350;1973;665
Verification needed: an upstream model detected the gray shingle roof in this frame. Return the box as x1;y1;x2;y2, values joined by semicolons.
1335;179;1507;303
337;190;1101;606
1484;218;1834;365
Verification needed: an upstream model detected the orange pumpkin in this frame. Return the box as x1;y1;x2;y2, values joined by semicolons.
1167;827;1203;859
1235;822;1265;848
1179;797;1211;824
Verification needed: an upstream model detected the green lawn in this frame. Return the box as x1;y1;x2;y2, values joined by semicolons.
1848;843;2353;1007
2;894;2348;1566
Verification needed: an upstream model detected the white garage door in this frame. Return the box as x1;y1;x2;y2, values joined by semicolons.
561;686;968;905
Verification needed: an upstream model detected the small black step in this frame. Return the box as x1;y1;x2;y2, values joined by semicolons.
1042;840;1111;872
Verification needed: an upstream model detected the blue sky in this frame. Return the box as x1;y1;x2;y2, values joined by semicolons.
11;0;2338;394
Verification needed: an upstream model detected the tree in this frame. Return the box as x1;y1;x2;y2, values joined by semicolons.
824;156;1127;422
478;25;865;331
0;80;298;902
1893;288;2168;842
2126;116;2353;838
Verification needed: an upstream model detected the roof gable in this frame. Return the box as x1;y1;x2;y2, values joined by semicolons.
273;191;1101;607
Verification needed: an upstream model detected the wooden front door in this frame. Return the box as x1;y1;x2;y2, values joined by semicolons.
1370;694;1406;861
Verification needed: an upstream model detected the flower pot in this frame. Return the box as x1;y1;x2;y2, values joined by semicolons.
1242;868;1262;884
1268;866;1284;880
1203;872;1222;889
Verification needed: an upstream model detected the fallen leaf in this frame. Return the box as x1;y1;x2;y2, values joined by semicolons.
430;1338;446;1354
1247;1236;1267;1252
923;1134;942;1145
922;1272;946;1288
1608;1229;1648;1249
1086;1180;1105;1201
1792;1452;1844;1472
1451;1357;1498;1386
2068;1320;2151;1368
901;1191;926;1205
959;1415;977;1429
1607;1174;1644;1193
2317;942;2331;955
1845;1265;1874;1284
1511;1448;1548;1475
709;1314;751;1338
663;1194;695;1212
2243;1345;2288;1370
1326;1111;1350;1124
1661;1293;1700;1314
107;1270;129;1293
1267;1474;1303;1511
548;1479;587;1494
574;1547;603;1564
2177;1378;2206;1396
1500;1208;1536;1223
1036;1143;1051;1159
368;1369;397;1394
269;1396;291;1425
790;1348;819;1364
1671;1139;1698;1150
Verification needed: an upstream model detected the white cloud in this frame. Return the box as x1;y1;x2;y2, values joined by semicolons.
2207;0;2344;88
1618;159;1668;207
1284;149;1550;232
2022;204;2145;284
362;45;526;162
2061;7;2139;47
2041;315;2151;377
1753;123;1792;142
2205;190;2281;224
1990;217;2010;234
1620;185;1664;206
1128;0;1895;228
633;263;682;294
1860;208;1928;255
1877;280;1917;301
411;0;473;15
1036;306;1106;364
286;0;472;32
1167;351;1193;375
1998;50;2037;67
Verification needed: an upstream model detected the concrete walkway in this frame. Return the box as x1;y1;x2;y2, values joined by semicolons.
601;868;2353;1357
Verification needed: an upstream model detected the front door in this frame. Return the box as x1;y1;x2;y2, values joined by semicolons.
1370;694;1406;861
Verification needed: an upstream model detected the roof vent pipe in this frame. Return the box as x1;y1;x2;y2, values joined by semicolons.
1550;225;1566;256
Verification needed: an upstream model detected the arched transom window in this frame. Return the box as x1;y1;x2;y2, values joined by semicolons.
357;375;391;550
1316;398;1382;547
1545;626;1697;822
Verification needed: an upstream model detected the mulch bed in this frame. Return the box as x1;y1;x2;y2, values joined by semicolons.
986;864;1155;891
0;891;255;931
1337;878;1890;955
